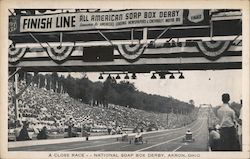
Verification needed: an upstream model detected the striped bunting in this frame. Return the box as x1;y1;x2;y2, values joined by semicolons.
9;40;241;63
196;41;231;60
8;47;27;63
116;43;147;62
46;46;75;63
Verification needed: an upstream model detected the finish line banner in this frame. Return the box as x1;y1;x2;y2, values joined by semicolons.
19;10;184;32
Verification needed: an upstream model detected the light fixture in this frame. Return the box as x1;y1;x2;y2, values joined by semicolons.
171;40;176;47
124;74;129;79
177;42;182;47
159;74;166;79
165;42;171;47
151;73;157;79
131;73;136;79
107;74;112;80
115;74;121;79
98;74;103;80
159;72;166;79
179;73;184;79
169;74;175;79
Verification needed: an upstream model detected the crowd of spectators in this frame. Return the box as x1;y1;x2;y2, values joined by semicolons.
8;79;197;140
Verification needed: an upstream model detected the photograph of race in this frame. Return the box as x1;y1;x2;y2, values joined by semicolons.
7;8;243;152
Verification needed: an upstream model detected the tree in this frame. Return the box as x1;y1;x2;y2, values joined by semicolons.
51;72;59;92
31;73;195;115
189;99;195;106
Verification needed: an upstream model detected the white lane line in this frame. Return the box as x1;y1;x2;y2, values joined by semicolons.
60;122;197;152
12;118;204;151
136;119;200;139
193;125;205;138
57;142;120;151
144;120;202;140
56;119;202;151
173;145;183;152
145;131;177;140
172;119;206;152
121;144;131;148
136;119;205;152
135;135;185;152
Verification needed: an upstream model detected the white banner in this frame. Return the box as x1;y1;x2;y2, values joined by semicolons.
20;9;183;32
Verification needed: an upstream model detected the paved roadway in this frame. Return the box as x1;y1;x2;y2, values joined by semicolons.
9;114;209;151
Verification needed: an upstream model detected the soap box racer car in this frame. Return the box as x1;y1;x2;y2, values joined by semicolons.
130;132;147;144
182;129;195;142
117;132;148;144
117;132;129;142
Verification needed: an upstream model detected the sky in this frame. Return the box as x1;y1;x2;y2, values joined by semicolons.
70;69;242;107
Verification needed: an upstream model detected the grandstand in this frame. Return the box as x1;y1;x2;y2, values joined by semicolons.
8;77;197;140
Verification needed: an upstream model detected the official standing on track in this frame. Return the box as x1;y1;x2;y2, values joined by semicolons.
217;93;239;151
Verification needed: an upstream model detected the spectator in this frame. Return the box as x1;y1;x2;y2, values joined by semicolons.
217;93;240;151
111;128;116;135
17;122;31;141
14;120;22;141
37;126;48;140
8;79;198;139
209;124;221;151
71;124;78;137
116;126;122;134
66;118;74;137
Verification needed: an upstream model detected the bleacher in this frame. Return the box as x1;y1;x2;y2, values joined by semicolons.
8;79;197;140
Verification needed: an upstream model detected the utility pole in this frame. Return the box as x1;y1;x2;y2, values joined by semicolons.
14;71;19;121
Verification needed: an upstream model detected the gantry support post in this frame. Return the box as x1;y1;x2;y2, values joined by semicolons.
14;69;20;121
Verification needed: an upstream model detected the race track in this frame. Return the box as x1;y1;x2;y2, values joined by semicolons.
9;115;209;151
